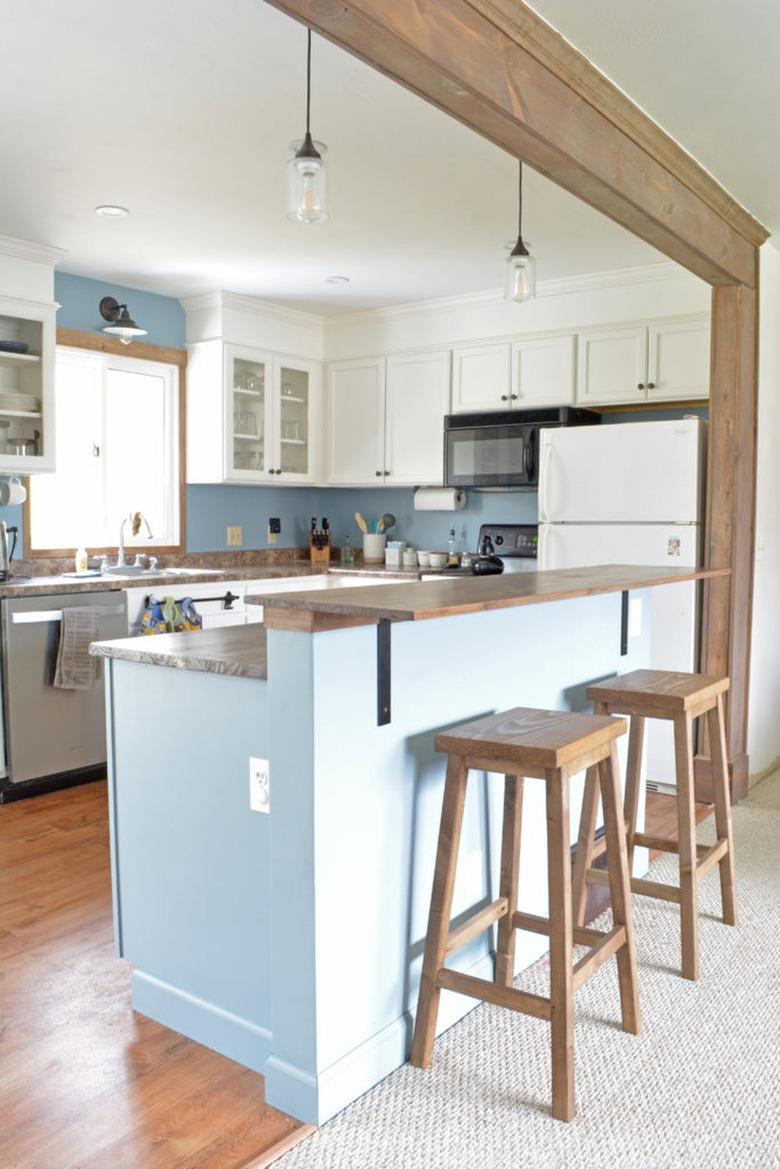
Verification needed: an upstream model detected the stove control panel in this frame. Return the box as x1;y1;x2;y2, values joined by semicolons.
477;523;539;559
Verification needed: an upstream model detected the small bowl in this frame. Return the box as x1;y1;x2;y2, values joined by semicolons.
416;550;431;568
428;551;448;570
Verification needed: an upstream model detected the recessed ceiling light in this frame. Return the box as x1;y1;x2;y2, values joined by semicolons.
94;204;129;217
325;275;350;285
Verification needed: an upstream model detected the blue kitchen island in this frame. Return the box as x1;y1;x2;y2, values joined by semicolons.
91;564;723;1126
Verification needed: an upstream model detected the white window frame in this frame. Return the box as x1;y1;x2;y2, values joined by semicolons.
28;346;181;553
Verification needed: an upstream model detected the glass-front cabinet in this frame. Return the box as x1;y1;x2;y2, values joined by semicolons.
227;348;273;480
0;297;56;474
186;340;320;485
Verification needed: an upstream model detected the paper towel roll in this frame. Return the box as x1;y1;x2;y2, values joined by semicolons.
413;488;467;512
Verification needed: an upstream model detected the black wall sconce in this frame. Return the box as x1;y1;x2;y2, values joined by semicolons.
99;297;148;346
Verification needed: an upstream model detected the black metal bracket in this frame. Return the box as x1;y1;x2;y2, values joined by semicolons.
620;590;629;656
377;618;391;725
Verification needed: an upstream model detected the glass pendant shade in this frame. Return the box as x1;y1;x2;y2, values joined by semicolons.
504;247;536;302
286;137;329;224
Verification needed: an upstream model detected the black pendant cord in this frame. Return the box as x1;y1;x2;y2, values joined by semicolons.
511;159;530;258
305;27;312;138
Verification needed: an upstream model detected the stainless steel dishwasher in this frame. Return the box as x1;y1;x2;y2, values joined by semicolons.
0;591;127;796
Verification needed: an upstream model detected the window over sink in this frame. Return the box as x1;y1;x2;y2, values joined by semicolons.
28;346;182;554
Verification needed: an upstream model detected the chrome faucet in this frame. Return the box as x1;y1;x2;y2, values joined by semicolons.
116;511;154;568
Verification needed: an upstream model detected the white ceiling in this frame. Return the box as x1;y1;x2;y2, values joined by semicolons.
528;0;778;235
0;0;664;314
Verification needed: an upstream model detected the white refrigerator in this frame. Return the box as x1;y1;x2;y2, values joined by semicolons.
538;417;707;787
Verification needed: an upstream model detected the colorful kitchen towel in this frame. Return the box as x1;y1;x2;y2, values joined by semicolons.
141;596;203;635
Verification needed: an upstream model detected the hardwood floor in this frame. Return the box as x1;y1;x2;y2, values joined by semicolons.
0;782;309;1169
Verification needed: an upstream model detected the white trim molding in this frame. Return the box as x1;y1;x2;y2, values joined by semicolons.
0;233;68;266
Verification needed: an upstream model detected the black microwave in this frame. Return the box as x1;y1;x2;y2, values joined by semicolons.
444;407;600;490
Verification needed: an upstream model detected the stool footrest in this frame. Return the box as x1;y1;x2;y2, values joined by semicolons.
573;926;627;990
445;897;508;956
696;837;728;878
437;968;552;1021
587;868;681;903
513;910;606;948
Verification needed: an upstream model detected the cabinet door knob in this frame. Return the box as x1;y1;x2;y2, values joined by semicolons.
510;393;518;400
375;470;382;477
384;470;390;476
276;468;283;475
500;394;508;401
637;383;645;390
647;382;656;389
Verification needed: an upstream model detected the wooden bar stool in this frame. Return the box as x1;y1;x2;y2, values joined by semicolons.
410;707;640;1123
572;670;737;982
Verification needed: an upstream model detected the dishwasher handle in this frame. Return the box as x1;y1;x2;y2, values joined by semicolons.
11;604;126;625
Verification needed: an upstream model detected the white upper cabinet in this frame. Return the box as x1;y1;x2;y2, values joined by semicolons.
577;316;709;406
326;357;385;485
327;350;450;486
0;296;56;474
511;334;575;407
187;341;321;485
385;350;450;485
647;317;710;401
451;342;511;412
576;326;648;405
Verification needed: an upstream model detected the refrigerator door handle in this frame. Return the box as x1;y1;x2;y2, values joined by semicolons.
537;523;549;569
538;438;553;523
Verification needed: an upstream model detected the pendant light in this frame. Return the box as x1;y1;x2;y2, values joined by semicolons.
287;28;329;224
504;160;536;302
99;297;148;345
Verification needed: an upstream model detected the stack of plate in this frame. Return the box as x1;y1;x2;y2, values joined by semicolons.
0;392;41;413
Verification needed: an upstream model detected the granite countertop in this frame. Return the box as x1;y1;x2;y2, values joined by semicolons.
250;564;731;627
0;561;322;599
90;624;268;680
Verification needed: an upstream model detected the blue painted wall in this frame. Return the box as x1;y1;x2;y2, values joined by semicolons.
55;272;186;348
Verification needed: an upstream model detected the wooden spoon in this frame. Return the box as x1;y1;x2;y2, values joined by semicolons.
354;511;368;533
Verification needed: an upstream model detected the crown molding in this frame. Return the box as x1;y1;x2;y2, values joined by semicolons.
181;289;325;332
326;261;686;329
468;0;769;247
0;234;68;266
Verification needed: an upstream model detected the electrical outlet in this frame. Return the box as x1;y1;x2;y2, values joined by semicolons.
249;757;270;814
227;525;243;547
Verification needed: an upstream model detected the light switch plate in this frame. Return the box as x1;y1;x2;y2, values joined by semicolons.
227;525;243;547
249;757;270;814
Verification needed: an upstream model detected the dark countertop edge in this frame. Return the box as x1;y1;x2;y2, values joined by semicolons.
247;566;731;624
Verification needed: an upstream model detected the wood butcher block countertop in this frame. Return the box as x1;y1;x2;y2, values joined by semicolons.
90;624;268;679
249;565;729;630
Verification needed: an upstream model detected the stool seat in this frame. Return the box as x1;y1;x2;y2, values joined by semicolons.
573;668;737;982
413;706;639;1123
435;706;626;770
587;669;729;714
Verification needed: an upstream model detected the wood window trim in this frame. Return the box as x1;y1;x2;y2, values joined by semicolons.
22;328;188;559
267;0;763;799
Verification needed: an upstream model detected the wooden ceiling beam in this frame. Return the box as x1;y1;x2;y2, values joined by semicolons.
265;0;759;288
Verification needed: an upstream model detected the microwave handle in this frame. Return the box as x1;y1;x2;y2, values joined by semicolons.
538;436;553;523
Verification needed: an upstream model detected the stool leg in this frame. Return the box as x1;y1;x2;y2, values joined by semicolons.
546;767;575;1122
495;776;524;987
673;713;699;981
599;744;641;1035
624;716;645;875
572;765;600;928
707;694;738;927
411;755;469;1068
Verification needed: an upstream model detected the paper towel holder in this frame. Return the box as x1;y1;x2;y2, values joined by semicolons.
413;487;467;512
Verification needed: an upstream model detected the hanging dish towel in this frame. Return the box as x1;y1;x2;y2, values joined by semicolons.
53;607;99;690
140;596;203;635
